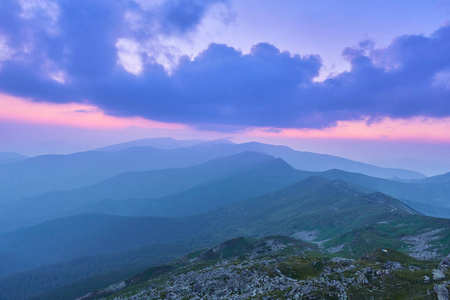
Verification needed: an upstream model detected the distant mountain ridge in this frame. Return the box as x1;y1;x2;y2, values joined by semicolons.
0;138;425;203
0;152;277;231
193;141;426;179
66;158;307;218
0;152;27;165
413;171;450;184
96;137;207;152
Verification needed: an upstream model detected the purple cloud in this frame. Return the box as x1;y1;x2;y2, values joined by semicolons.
0;0;450;130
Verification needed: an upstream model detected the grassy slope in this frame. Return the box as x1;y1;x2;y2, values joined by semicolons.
319;169;450;216
199;177;419;240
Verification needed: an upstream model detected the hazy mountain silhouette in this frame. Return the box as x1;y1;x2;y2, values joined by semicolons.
0;152;276;231
0;152;27;165
66;158;310;218
0;138;424;203
96;137;207;152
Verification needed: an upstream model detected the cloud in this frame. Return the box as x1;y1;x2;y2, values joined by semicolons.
0;1;450;130
323;25;450;121
85;42;322;129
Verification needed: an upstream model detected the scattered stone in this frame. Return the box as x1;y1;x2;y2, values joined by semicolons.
402;228;444;260
80;241;447;300
292;230;318;241
327;243;345;253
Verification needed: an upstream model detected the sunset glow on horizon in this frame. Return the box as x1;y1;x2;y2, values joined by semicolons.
249;117;450;144
3;92;450;147
0;94;187;130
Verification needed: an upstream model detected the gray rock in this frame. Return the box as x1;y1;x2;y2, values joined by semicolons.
434;284;449;300
356;273;368;285
423;275;430;284
433;269;446;281
384;261;405;270
440;255;450;270
409;265;419;271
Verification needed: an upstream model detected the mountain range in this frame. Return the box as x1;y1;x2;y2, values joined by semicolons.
0;137;448;299
0;138;425;203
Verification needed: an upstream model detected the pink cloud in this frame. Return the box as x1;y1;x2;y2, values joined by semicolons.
247;117;450;144
2;93;450;147
0;94;186;130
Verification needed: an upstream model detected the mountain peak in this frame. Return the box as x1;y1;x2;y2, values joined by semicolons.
193;139;236;147
97;137;207;152
0;152;27;165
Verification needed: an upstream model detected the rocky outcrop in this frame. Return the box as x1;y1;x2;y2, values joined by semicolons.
112;259;350;300
108;255;410;300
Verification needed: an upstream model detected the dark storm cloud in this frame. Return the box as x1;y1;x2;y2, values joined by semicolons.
0;0;450;130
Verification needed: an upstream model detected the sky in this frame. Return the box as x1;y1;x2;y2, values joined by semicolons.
1;0;450;175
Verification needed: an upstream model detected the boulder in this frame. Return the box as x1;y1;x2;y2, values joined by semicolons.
434;284;449;300
356;273;368;285
439;255;450;270
384;261;405;270
433;269;446;281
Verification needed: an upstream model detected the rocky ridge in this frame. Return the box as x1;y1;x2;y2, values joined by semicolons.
79;239;450;300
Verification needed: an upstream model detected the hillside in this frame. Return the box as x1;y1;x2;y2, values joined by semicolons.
199;177;419;240
60;237;450;300
415;171;450;184
0;177;427;276
317;169;450;217
1;176;446;299
0;214;205;278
